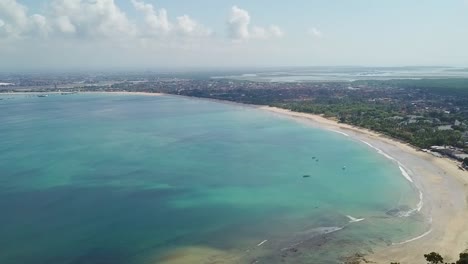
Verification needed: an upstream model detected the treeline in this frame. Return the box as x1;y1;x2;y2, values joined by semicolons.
280;101;466;149
354;78;468;96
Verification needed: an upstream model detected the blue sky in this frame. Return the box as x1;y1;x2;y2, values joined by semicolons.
1;0;468;71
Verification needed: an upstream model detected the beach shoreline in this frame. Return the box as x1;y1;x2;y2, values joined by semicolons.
0;91;164;96
260;106;468;263
128;92;468;262
3;91;467;263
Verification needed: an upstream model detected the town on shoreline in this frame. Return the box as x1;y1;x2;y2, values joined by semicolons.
2;71;468;263
2;72;468;170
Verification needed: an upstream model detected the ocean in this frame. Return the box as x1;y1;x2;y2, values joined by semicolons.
0;93;426;264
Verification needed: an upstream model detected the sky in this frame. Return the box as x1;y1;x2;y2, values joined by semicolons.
1;0;468;71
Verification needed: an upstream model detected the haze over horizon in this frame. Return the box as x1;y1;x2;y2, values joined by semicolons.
1;0;468;71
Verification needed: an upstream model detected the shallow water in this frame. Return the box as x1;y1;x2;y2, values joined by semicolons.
0;94;427;263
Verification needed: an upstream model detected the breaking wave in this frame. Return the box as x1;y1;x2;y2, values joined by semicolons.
398;164;414;183
360;140;396;162
346;215;365;223
330;129;350;137
392;228;432;245
359;140;424;217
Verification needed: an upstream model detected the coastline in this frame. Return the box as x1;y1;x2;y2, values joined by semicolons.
0;91;164;96
260;106;468;263
3;91;467;262
113;92;468;262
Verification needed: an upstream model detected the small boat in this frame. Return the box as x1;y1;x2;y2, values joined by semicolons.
37;94;48;98
303;175;311;178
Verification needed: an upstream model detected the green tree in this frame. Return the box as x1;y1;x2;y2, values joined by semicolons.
463;158;468;167
425;252;444;264
456;253;468;264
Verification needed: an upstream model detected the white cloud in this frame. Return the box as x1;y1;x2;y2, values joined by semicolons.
228;5;250;40
269;25;283;38
308;27;322;38
131;0;212;38
49;0;137;38
0;0;28;26
176;15;212;37
0;0;213;40
30;14;51;36
131;0;171;34
0;0;30;36
55;15;76;34
227;6;283;41
0;0;54;37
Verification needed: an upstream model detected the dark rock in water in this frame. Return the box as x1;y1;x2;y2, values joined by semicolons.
316;159;319;162
303;175;311;178
386;205;412;217
312;156;316;159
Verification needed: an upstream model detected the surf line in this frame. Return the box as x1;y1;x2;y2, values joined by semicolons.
360;140;397;163
329;129;350;137
392;229;433;245
359;139;425;217
257;240;268;246
346;215;365;223
398;163;414;183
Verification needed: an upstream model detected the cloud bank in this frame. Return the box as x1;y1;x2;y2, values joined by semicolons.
228;6;283;40
0;0;281;41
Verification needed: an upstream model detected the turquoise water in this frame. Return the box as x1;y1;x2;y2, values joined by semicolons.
0;94;424;263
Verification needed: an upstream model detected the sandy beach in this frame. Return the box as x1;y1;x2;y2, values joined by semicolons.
261;106;468;264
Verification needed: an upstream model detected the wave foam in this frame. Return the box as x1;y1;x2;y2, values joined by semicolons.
330;129;350;137
392;229;432;245
346;215;365;223
360;140;396;161
360;140;424;217
396;190;424;217
398;164;414;183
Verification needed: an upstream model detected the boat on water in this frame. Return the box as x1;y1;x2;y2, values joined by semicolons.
37;94;49;97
